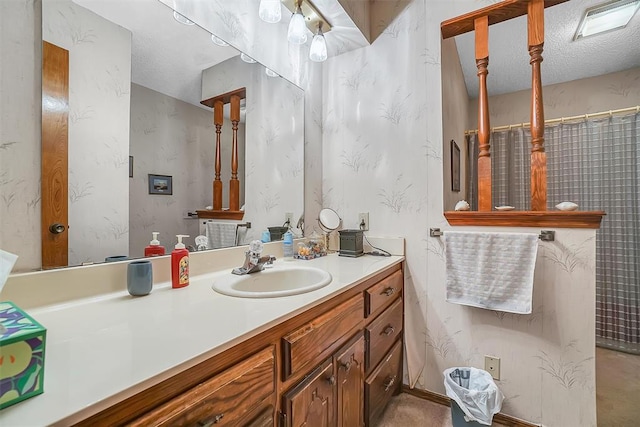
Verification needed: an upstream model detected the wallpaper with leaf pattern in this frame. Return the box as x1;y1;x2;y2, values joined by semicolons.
321;1;598;425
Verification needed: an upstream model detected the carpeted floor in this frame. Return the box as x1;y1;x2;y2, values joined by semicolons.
596;346;640;427
376;393;509;427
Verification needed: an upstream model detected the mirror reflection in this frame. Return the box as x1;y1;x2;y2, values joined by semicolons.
32;0;305;270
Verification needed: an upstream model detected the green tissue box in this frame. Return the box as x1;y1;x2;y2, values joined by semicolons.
0;302;46;410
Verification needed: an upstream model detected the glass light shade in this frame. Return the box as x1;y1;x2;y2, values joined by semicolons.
287;10;308;44
173;11;194;25
575;0;640;39
211;34;229;46
265;67;279;77
309;33;327;62
240;53;257;63
259;0;282;23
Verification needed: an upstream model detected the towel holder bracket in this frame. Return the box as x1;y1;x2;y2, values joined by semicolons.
429;227;555;242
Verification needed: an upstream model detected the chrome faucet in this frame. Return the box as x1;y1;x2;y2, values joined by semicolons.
232;240;275;275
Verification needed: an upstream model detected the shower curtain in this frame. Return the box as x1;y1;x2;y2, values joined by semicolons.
467;112;640;353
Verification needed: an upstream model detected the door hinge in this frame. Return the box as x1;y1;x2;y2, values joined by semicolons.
279;411;287;427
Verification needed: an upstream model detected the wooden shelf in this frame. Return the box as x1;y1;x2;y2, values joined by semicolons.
444;211;605;229
196;210;245;220
440;0;568;39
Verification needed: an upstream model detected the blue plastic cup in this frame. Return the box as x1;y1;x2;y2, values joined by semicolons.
127;260;153;296
105;255;129;263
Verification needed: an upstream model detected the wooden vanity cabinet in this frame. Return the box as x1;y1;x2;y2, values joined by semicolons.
281;332;365;427
73;262;404;427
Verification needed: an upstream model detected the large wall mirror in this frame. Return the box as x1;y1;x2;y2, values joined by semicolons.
8;0;304;271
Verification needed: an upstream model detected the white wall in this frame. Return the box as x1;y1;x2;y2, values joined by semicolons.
129;83;223;256
43;0;131;265
202;56;305;242
322;1;597;425
468;67;640;128
0;0;42;271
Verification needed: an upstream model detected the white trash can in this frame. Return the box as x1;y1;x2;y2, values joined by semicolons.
443;367;504;426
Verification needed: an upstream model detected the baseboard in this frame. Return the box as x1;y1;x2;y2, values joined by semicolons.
401;386;540;427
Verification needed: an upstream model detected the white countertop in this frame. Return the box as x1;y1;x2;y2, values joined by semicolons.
0;254;403;426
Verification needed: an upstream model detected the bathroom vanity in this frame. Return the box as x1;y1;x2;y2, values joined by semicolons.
0;251;404;426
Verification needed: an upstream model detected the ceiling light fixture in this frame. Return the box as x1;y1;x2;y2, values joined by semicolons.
240;53;257;63
287;2;308;44
309;23;327;62
173;10;194;25
259;0;282;23
574;0;640;40
265;67;279;77
211;34;229;47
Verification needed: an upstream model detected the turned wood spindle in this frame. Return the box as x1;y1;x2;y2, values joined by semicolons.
213;100;223;211
229;94;240;212
528;0;547;211
475;16;491;212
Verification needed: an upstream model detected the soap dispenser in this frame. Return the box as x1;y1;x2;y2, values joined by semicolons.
144;232;165;257
283;230;294;260
171;234;190;289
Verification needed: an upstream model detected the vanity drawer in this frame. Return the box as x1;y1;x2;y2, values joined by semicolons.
365;269;402;318
282;294;364;379
129;347;275;427
365;339;402;426
366;297;403;372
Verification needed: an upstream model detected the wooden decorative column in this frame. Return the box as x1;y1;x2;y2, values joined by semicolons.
213;100;223;211
475;16;491;212
229;94;240;212
528;0;547;211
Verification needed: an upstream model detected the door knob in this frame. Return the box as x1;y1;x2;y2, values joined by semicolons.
49;223;66;234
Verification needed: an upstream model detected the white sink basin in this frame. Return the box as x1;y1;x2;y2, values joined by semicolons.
212;265;332;298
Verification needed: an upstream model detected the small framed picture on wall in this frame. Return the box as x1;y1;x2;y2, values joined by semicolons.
451;139;460;192
148;174;173;195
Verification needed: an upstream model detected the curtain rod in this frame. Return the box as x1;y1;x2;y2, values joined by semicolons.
464;105;640;135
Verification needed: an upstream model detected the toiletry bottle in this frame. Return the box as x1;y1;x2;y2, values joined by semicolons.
283;230;294;260
171;235;190;289
144;232;165;257
261;230;271;243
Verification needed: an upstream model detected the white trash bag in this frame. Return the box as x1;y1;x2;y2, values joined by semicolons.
443;367;504;426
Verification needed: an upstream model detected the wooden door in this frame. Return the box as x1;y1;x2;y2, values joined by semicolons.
335;333;365;427
283;359;335;427
41;41;69;269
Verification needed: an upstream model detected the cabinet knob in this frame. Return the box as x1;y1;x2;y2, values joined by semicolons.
198;413;224;426
49;223;66;234
383;375;397;392
327;375;336;386
382;325;395;336
340;361;352;373
382;287;395;296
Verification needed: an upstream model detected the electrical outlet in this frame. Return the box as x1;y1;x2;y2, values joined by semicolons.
285;212;294;225
358;212;369;231
484;356;500;380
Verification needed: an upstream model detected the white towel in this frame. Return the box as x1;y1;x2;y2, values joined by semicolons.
206;222;237;249
444;231;539;314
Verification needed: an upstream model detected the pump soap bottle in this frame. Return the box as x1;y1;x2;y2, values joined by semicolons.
171;235;190;289
144;232;165;257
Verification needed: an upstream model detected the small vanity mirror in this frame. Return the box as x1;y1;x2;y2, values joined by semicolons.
318;208;341;252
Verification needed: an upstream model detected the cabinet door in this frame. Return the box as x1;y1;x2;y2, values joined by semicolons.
335;333;365;427
283;359;335;427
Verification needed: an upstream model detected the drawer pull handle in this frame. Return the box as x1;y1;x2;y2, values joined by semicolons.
382;287;396;296
382;325;395;336
340;361;352;372
198;413;224;426
383;375;397;392
327;375;336;386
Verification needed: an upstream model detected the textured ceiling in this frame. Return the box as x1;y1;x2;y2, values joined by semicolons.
73;0;239;109
455;0;640;98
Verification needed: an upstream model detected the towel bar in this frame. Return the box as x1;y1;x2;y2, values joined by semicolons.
429;228;555;242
